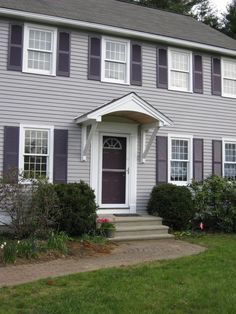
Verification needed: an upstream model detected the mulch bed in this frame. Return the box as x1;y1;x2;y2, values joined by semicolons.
0;240;116;267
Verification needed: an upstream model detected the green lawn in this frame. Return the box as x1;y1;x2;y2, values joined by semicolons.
0;234;236;314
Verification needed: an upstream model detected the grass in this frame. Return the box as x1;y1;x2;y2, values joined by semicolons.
0;234;236;314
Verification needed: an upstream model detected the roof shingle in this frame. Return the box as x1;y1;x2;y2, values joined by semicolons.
0;0;235;51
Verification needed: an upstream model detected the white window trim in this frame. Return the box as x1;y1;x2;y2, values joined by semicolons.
23;23;57;76
221;57;236;99
222;138;236;178
168;134;193;186
101;36;130;85
168;48;193;93
19;124;54;183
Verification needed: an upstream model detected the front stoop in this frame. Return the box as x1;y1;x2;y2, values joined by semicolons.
99;215;173;241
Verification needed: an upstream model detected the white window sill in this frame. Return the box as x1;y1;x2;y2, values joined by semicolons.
22;69;56;77
221;93;236;99
169;181;190;186
168;87;193;93
101;78;130;85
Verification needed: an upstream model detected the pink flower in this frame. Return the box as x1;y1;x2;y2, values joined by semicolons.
97;218;110;224
199;222;204;230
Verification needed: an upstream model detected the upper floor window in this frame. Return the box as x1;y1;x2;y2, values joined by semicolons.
101;37;130;84
168;135;193;185
223;140;236;180
222;58;236;98
23;24;57;76
168;49;192;92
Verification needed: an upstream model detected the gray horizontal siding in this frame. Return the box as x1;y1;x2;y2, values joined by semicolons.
0;19;236;212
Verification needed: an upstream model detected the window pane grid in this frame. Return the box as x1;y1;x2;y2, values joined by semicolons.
170;139;189;182
23;129;49;179
29;29;52;52
223;60;236;96
225;143;236;162
170;50;191;91
104;39;128;82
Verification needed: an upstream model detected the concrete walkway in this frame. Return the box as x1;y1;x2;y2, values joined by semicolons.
0;239;205;287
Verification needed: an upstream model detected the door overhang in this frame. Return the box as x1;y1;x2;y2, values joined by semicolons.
74;92;173;162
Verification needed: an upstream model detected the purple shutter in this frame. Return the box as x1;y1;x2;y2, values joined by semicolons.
193;138;204;181
131;42;142;86
212;57;221;96
193;54;203;94
53;129;68;183
3;126;19;183
88;36;101;80
8;22;23;71
212;140;222;176
156;136;168;184
157;47;168;89
57;30;70;77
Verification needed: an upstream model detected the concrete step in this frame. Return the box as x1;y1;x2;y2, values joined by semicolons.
114;216;163;228
115;225;169;237
110;233;174;242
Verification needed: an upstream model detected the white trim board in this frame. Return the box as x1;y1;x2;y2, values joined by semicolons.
1;8;236;57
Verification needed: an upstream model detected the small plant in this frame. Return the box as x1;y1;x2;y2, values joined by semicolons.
96;218;116;238
0;241;17;264
17;239;39;259
47;231;70;254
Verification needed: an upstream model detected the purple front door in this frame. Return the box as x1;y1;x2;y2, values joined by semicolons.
102;136;127;204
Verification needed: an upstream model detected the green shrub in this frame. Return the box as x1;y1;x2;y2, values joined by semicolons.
17;239;39;259
190;176;236;232
54;182;97;236
147;184;194;230
0;241;17;264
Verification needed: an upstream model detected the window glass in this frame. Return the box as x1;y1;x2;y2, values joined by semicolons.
169;50;191;91
224;142;236;180
222;59;236;97
23;129;49;179
103;38;128;83
170;139;189;182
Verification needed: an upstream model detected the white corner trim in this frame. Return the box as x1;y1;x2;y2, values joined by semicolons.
19;124;54;183
1;8;236;57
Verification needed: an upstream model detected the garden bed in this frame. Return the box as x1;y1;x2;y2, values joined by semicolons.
0;237;115;267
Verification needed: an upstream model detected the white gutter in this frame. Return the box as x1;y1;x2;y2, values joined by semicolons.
0;7;236;57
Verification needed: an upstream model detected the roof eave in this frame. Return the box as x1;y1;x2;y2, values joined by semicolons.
0;7;235;57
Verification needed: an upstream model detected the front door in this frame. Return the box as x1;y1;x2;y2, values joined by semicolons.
102;136;127;204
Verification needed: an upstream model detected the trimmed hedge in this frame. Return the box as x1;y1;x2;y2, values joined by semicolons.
147;184;194;230
54;181;97;236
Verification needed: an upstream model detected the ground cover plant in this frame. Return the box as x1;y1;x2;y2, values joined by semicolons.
0;234;235;314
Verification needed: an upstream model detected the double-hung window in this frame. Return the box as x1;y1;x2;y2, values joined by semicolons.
169;49;192;92
169;136;192;185
23;24;57;75
222;58;236;98
19;126;54;182
102;37;130;84
223;140;236;180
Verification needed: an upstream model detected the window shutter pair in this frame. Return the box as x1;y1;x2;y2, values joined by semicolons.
8;23;70;76
3;127;68;183
88;36;142;85
156;136;204;184
156;47;203;93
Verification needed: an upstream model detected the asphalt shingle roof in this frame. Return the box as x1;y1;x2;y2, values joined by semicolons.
0;0;235;51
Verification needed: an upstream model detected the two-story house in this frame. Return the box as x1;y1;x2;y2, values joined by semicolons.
0;0;236;220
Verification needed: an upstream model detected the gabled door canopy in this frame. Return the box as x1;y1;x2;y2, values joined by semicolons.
74;92;173;162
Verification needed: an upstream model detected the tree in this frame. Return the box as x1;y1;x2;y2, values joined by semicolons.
223;0;236;39
194;0;221;30
138;0;202;14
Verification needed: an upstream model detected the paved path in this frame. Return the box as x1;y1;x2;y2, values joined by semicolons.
0;239;205;287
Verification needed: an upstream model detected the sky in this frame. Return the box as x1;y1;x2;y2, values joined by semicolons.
211;0;231;14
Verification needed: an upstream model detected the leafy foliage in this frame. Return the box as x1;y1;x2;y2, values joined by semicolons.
223;0;236;39
54;182;97;236
147;183;194;230
190;176;236;232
